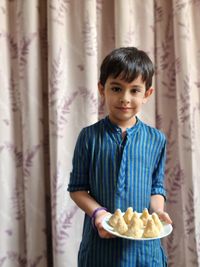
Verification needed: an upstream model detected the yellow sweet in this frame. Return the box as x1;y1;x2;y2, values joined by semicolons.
123;207;133;225
130;211;143;228
140;208;150;226
109;209;122;227
126;217;143;238
143;218;160;238
152;212;163;231
114;216;128;235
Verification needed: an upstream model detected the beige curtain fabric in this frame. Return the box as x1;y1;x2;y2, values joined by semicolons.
0;0;48;266
0;1;199;267
155;1;200;266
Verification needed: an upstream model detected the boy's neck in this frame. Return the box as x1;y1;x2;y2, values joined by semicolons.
121;131;127;139
108;115;137;135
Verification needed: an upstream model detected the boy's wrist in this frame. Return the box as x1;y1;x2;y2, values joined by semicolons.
91;207;108;230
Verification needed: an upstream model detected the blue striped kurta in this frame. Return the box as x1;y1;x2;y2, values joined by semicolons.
68;116;167;267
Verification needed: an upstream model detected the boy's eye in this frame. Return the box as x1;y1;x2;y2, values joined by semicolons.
111;87;121;92
131;88;140;94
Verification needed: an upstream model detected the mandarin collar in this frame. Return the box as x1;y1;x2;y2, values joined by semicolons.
104;116;141;137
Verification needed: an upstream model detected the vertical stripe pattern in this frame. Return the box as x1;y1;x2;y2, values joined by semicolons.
68;116;167;267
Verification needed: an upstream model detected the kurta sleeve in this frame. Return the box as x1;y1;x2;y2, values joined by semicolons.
151;136;167;199
67;128;90;192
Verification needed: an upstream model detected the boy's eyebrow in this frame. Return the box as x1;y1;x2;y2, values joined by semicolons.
110;81;143;89
109;81;123;86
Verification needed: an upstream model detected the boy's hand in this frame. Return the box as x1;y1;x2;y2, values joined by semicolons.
156;210;173;224
94;210;115;239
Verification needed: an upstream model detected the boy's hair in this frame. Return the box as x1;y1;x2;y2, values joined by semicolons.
99;47;154;91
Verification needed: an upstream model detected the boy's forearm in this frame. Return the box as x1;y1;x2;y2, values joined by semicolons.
70;191;103;217
150;194;172;224
150;194;165;213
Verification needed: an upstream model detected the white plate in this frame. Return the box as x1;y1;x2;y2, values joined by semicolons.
102;215;173;241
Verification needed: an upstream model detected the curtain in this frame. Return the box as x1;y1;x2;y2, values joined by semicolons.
0;1;199;266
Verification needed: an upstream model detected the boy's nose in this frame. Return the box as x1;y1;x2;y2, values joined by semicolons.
120;98;130;105
120;91;131;104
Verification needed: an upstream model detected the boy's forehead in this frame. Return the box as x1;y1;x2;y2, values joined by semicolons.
107;74;145;85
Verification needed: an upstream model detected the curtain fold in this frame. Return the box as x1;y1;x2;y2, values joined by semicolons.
0;1;200;266
155;0;200;266
114;0;156;126
0;0;48;266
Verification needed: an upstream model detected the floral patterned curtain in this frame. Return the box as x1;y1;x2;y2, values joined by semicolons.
0;1;199;266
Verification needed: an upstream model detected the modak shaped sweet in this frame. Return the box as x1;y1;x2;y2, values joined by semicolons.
126;217;143;238
152;212;163;231
130;211;143;228
143;218;160;238
140;208;150;226
114;216;128;235
123;207;134;225
108;209;122;228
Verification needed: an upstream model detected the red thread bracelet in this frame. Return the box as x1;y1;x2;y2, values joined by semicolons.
91;207;108;230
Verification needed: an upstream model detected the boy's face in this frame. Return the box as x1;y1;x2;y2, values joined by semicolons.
98;75;153;128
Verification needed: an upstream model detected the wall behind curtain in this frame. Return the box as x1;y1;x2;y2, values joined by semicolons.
0;0;199;267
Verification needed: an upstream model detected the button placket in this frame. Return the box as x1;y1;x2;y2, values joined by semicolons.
116;138;128;195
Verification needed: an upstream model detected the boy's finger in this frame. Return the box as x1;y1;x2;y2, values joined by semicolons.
159;212;172;224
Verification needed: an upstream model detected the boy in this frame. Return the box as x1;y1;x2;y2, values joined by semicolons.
68;47;172;267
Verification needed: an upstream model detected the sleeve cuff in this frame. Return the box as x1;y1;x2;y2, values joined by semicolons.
151;188;167;201
67;184;90;192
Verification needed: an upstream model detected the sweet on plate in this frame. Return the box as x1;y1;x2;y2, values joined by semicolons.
108;207;164;239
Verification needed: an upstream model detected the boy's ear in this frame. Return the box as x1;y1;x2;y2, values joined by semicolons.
98;82;105;96
143;87;154;103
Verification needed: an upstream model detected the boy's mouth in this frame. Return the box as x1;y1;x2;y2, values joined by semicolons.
117;107;132;112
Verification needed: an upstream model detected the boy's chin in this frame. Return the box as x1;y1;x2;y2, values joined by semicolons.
110;114;137;125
